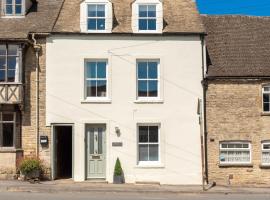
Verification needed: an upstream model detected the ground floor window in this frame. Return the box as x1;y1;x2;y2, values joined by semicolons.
0;112;16;148
138;124;159;164
219;142;251;164
262;142;270;165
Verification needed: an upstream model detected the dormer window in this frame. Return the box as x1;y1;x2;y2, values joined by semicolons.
87;4;106;31
4;0;22;16
132;0;163;34
80;0;113;33
138;5;156;31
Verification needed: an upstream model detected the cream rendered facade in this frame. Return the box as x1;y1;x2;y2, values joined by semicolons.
46;35;203;185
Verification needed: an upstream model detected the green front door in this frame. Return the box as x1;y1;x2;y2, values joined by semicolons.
86;125;106;179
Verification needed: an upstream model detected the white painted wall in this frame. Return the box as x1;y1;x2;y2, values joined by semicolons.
46;35;203;185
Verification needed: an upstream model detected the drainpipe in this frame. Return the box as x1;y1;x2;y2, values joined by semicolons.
31;34;42;159
200;34;208;190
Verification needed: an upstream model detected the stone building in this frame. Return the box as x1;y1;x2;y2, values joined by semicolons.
0;0;63;179
203;15;270;185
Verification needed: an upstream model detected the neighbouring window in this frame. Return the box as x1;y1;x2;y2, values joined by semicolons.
219;142;251;164
138;5;157;31
138;125;159;163
85;60;107;98
137;60;159;99
263;86;270;112
4;0;23;15
87;4;106;31
262;142;270;165
0;112;16;148
0;45;20;82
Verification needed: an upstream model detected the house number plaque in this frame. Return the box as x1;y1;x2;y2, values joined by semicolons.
112;142;123;147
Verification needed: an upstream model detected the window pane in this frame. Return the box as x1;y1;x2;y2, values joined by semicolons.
89;128;94;154
148;62;157;78
242;144;249;148
0;46;6;55
264;87;270;92
98;128;103;154
88;5;96;17
264;94;270;103
149;144;158;161
97;19;105;30
138;80;147;97
0;57;5;69
16;0;22;4
139;144;148;161
139;5;147;17
263;144;270;150
3;113;14;122
138;62;147;79
262;152;270;164
97;5;105;17
7;70;15;82
97;62;106;78
148;80;158;97
8;46;18;56
0;70;5;82
6;0;13;4
7;56;17;70
149;126;158;142
86;62;96;78
148;5;156;17
6;5;13;14
88;19;97;30
86;80;96;97
97;80;106;97
139;126;148;143
264;103;270;112
139;19;148;30
148;19;156;30
3;123;14;147
15;5;22;14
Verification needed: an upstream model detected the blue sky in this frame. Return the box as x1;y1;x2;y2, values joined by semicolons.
196;0;270;16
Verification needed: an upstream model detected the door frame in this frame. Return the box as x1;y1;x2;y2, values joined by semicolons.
51;123;74;180
85;123;107;180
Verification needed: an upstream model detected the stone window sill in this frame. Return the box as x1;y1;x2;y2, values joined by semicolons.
261;112;270;116
219;163;253;168
0;148;23;153
260;164;270;169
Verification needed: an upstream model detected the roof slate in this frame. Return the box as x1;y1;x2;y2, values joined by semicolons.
0;0;64;40
203;15;270;77
53;0;205;34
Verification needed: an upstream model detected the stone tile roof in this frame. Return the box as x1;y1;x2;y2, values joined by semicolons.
0;0;64;40
203;15;270;77
53;0;205;34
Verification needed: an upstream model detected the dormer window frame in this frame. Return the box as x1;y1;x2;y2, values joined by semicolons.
132;0;163;34
2;0;25;18
80;0;113;33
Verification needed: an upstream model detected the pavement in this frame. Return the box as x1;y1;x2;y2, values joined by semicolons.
0;180;270;195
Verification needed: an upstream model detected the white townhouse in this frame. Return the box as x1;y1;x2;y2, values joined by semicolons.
46;0;206;184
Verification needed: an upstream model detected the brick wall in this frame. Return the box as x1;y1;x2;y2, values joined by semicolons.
206;79;270;185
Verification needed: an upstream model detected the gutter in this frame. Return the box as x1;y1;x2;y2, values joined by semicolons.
30;33;42;159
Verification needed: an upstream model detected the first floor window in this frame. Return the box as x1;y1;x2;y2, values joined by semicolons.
138;125;159;163
220;142;251;164
5;0;22;15
137;60;159;99
0;112;16;148
85;60;107;98
262;142;270;165
87;4;106;30
263;86;270;112
0;44;20;82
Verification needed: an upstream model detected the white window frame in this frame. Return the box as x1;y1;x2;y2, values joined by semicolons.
261;141;270;166
137;123;160;166
87;4;106;31
138;4;157;31
0;112;16;149
262;85;270;113
136;59;160;101
219;141;252;165
80;0;112;33
84;59;109;101
132;0;163;34
2;0;25;17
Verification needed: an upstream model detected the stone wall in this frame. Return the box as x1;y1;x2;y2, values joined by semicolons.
206;79;270;185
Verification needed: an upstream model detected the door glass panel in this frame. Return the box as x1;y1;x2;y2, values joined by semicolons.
3;123;14;147
98;128;103;154
89;129;94;154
